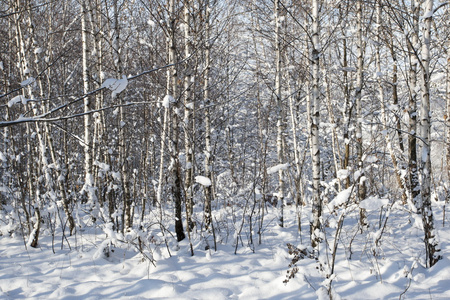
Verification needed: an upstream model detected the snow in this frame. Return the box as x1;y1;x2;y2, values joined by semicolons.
195;175;212;187
359;196;389;210
336;169;349;180
431;72;445;82
422;11;433;19
34;47;44;54
162;95;175;108
7;95;28;107
365;155;378;163
94;160;110;172
101;75;128;98
421;147;429;163
341;67;356;72
327;187;352;211
110;171;121;182
267;163;289;175
1;202;450;299
20;77;35;87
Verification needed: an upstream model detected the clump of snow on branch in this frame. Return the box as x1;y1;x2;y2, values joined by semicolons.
195;175;211;187
162;95;175;108
8;95;29;107
20;77;35;87
94;160;110;172
147;19;156;28
421;10;433;19
101;75;128;98
359;197;389;211
327;187;352;211
336;169;349;180
34;48;44;54
267;163;289;175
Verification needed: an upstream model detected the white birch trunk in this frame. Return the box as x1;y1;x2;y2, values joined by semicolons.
311;0;321;249
275;0;285;227
166;0;185;242
355;0;366;202
408;0;420;207
203;0;213;231
183;0;194;230
14;0;43;246
81;0;95;207
355;0;367;230
446;5;450;203
376;1;406;204
420;0;439;267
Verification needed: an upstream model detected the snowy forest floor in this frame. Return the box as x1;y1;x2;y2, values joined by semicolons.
1;199;450;299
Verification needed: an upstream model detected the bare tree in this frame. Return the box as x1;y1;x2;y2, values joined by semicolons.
419;0;440;267
355;0;367;228
310;0;321;250
274;0;286;227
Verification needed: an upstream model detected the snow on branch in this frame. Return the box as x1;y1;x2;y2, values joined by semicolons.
101;75;128;98
267;163;289;175
195;176;212;187
0;59;189;128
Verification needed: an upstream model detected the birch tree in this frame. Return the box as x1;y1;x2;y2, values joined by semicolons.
310;0;321;249
355;0;367;228
203;0;214;231
183;0;195;231
376;0;406;204
446;3;450;204
274;0;286;227
408;0;420;206
81;0;95;208
419;0;440;267
166;0;185;242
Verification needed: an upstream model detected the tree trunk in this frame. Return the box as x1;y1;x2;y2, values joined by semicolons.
420;0;440;268
376;0;406;204
310;0;321;250
408;0;420;207
275;0;286;227
446;5;450;205
203;0;213;231
356;0;367;229
167;0;185;242
81;0;95;206
341;36;351;189
184;0;194;231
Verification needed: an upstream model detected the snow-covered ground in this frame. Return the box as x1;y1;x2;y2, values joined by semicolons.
1;201;449;299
